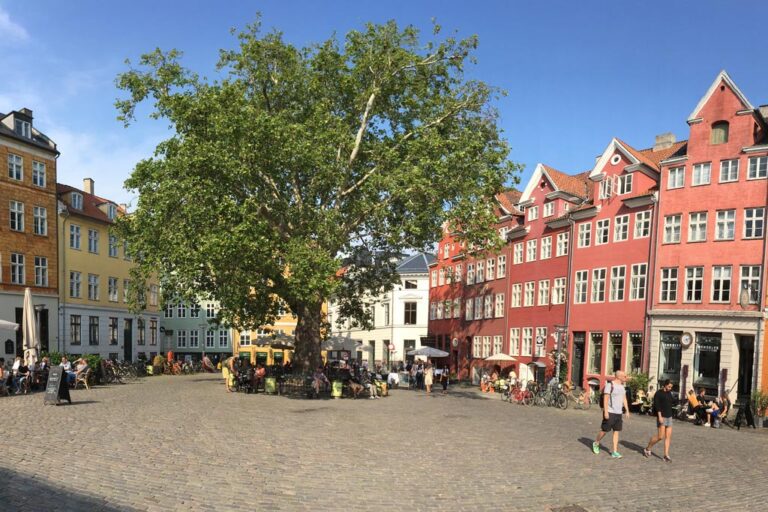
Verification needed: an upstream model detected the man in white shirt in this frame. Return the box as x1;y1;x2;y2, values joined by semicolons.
592;371;629;459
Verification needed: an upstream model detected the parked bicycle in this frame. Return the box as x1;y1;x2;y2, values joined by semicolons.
505;382;534;405
535;382;568;409
563;384;592;410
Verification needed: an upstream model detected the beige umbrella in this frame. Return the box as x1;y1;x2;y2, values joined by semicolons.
485;353;517;362
0;319;19;331
22;288;38;365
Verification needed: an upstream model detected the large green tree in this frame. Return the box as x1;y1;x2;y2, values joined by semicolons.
116;18;518;373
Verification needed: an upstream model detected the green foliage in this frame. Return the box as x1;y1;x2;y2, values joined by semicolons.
115;16;519;371
627;372;650;395
752;390;768;415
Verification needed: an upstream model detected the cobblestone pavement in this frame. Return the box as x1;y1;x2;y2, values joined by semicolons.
1;376;767;512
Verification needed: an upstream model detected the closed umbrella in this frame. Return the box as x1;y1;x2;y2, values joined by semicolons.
22;288;38;365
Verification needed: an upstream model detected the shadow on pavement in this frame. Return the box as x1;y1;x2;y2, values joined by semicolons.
577;437;595;451
444;390;496;400
619;440;646;454
0;466;132;512
63;400;99;406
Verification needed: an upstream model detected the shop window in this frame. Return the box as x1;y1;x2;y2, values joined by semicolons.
628;333;643;373
658;331;682;391
606;332;622;375
694;333;721;392
588;332;603;374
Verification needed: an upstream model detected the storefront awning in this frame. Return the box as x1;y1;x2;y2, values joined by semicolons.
528;361;547;368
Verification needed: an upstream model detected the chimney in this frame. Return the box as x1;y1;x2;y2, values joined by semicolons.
83;178;94;195
18;108;33;119
119;203;128;213
759;105;768;122
653;132;676;152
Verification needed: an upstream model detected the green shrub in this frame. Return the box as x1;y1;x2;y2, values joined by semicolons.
627;372;650;396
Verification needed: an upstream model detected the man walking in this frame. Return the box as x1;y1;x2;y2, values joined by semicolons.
644;379;674;462
592;370;629;459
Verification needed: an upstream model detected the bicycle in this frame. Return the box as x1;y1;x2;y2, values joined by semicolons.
507;382;534;405
564;386;592;410
536;383;568;409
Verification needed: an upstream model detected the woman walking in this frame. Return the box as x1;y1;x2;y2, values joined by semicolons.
643;379;674;462
424;363;434;394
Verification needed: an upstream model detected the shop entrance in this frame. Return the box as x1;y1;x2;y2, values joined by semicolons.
571;332;585;387
737;335;754;400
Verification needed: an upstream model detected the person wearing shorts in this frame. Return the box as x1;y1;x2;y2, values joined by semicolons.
592;371;629;459
644;379;674;462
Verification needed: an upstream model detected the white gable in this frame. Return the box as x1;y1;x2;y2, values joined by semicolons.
687;70;754;122
588;138;640;179
520;163;558;203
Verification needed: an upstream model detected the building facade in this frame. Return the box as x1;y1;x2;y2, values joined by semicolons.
0;108;59;358
160;299;232;363
57;179;160;361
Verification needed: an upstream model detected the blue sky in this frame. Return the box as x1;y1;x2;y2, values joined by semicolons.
2;1;767;206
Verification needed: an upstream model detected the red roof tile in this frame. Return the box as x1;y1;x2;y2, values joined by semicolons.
495;188;523;215
617;139;688;170
542;165;591;200
57;183;123;224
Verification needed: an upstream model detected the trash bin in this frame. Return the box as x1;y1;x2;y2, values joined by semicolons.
265;377;277;394
331;380;343;399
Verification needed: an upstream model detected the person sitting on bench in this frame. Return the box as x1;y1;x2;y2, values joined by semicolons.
687;389;707;424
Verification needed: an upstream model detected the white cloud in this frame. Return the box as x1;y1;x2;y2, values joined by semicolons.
0;7;29;43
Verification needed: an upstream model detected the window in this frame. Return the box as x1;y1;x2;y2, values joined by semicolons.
574;271;588;304
88;229;99;253
10;253;24;284
32;161;46;187
123;240;131;260
497;256;506;278
189;330;199;348
178;330;188;348
668;167;685;189
610;266;625;302
149;285;158;306
634;211;651;239
70;315;81;345
9;201;24;231
137;321;146;346
107;203;117;221
617;174;633;195
435;301;443;320
123;279;130;303
596;219;610;245
511;283;522;308
538;280;549;306
509;328;520;356
540;236;552;259
744;208;765;239
535;327;547;357
465;298;473;320
474;296;483;320
486;258;495;280
660;268;678;303
453;298;460;319
715;210;735;240
444;300;452;319
524;282;535;307
719;159;739;183
443;244;450;259
70;271;81;298
383;303;390;325
711;121;729;144
527;206;539;221
526;239;537;262
599;177;613;200
591;268;606;303
476;261;484;282
109;318;118;345
429;302;436;321
438;268;445;286
578;223;591;248
556;232;569;257
176;303;186;318
14;118;31;138
664;214;681;243
748;156;767;180
70;225;81;249
88;274;99;300
219;330;229;348
190;303;200;318
404;302;417;325
150;319;158;345
513;243;523;264
71;192;83;210
711;266;732;303
495;293;504;317
34;256;48;287
33;206;46;235
628;332;643;373
543;202;554;217
630;264;647;301
589;332;603;374
552;278;566;305
454;264;462;282
688;212;707;242
694;333;721;390
685;266;704;302
613;215;629;242
431;270;437;288
498;227;508;241
108;277;118;302
165;304;173;318
206;330;215;348
606;332;622;375
472;337;481;358
740;266;761;304
522;328;533;356
89;316;99;346
466;263;474;285
484;295;492;318
206;303;216;318
692;163;711;186
7;154;22;180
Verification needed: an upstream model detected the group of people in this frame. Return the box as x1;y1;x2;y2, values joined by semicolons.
222;355;280;393
407;361;449;394
686;387;730;427
0;355;89;396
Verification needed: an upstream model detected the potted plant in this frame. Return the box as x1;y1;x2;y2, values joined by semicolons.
752;391;768;428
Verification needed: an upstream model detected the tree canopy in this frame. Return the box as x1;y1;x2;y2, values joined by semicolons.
115;17;519;372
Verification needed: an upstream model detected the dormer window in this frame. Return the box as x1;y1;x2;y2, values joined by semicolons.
107;204;117;221
711;121;729;145
14;119;31;138
527;206;539;221
71;192;83;210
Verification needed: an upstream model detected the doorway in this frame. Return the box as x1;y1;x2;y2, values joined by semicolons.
737;335;754;400
571;332;585;387
123;319;133;362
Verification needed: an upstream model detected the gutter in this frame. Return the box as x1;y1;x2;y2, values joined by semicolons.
563;218;575;383
643;192;660;377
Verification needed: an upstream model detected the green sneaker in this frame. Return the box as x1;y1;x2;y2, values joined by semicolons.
610;451;623;459
592;442;599;454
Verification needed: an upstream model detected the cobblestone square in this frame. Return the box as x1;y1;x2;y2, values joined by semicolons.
2;376;766;511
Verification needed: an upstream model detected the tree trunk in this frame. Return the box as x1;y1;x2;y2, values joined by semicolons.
292;300;323;374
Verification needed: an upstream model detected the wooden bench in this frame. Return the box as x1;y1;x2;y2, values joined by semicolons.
74;368;92;390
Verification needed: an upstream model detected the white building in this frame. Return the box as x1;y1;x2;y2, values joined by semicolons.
328;253;434;368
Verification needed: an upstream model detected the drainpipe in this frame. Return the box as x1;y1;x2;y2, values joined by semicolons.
643;192;660;377
563;218;575;384
756;158;768;394
59;208;68;354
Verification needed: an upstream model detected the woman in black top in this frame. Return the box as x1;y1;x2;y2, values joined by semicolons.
643;379;675;462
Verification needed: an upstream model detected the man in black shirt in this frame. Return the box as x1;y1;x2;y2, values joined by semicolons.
644;379;675;462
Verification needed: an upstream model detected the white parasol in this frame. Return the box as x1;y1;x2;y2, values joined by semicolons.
0;319;19;331
407;346;449;357
484;353;517;362
22;288;38;366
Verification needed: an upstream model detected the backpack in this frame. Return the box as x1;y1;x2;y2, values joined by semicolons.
599;381;613;410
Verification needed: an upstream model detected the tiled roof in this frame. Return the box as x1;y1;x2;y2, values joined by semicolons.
618;139;688;169
0;112;58;154
496;188;522;215
542;165;591;199
396;253;434;274
57;183;122;224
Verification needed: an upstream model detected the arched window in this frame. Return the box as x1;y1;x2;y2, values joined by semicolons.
711;121;729;144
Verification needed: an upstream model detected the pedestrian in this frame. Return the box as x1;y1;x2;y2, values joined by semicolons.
424;363;433;394
644;379;674;462
592;370;629;459
440;366;449;394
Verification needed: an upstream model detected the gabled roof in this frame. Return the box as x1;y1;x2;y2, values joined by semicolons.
520;163;590;203
57;183;122;224
688;70;754;122
396;253;434;274
638;141;688;166
495;188;523;215
590;138;689;179
0;111;58;154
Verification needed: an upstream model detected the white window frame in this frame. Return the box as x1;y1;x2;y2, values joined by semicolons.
552;277;566;305
7;154;22;181
9;200;24;232
32;206;46;236
591;268;606;303
540;236;552;259
524;281;535;307
10;253;24;285
535;327;547;357
748;156;767;180
497;255;506;278
511;283;522;308
465;298;473;321
744;207;765;239
474;296;483;320
486;258;495;280
526;239;537;262
574;270;588;304
476;261;484;283
613;215;629;242
692;162;711;186
719;159;739;183
629;263;647;301
466;264;475;285
634;210;651;239
609;266;625;302
513;243;523;264
543;202;554;218
482;294;491;319
578;222;591;248
616;174;633;195
711;265;732;303
538;279;550;306
495;293;504;318
668;166;685;189
664;214;681;244
522;328;533;357
32;161;46;187
715;210;736;241
509;328;520;356
684;266;704;303
556;232;569;257
527;206;539;221
688;212;708;242
659;268;678;303
34;256;48;287
596;219;610;245
740;265;761;305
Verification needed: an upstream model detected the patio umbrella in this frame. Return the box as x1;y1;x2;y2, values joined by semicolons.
22;288;38;366
261;333;295;350
0;319;19;331
485;353;517;362
321;336;363;352
406;346;449;357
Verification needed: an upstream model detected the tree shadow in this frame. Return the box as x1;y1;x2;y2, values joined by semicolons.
0;465;132;511
444;390;496;400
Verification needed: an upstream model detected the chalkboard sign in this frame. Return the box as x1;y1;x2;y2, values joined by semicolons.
44;366;71;405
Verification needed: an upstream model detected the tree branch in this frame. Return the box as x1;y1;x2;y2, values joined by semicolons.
348;89;377;167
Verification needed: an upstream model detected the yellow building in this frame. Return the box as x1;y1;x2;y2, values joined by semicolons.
233;310;298;366
57;178;160;361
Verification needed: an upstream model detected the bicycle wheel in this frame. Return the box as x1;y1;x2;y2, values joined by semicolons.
556;392;568;410
522;392;533;406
